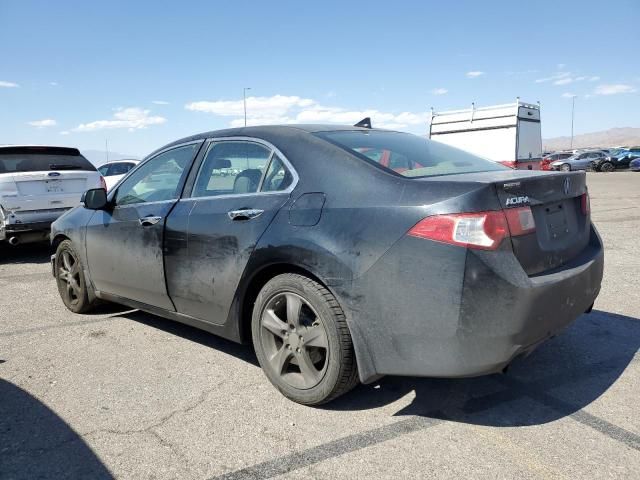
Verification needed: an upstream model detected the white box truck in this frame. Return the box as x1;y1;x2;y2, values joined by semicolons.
428;99;543;170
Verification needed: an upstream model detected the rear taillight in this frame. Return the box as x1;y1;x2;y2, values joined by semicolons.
581;192;590;215
498;160;517;169
100;176;107;190
408;207;535;250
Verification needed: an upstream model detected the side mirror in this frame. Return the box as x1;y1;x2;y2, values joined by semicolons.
82;188;108;210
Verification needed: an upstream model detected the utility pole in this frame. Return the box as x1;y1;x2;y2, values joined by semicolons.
243;87;251;127
105;139;109;163
570;96;576;150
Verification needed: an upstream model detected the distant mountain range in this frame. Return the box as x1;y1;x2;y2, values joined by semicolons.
82;149;140;166
543;127;640;151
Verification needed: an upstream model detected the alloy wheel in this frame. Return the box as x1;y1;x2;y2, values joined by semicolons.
58;250;83;307
259;292;329;389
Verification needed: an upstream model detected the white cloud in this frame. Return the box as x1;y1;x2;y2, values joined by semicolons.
28;119;57;128
49;82;58;86
73;107;167;132
152;100;169;105
554;77;573;85
536;72;571;83
187;94;430;131
466;71;485;78
60;131;70;135
537;71;601;86
593;84;637;96
430;88;448;95
186;95;315;118
0;80;19;88
561;93;576;98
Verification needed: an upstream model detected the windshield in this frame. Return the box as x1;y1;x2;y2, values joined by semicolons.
0;150;95;174
315;130;507;178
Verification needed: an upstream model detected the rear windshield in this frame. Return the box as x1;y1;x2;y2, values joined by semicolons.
315;130;506;178
0;149;96;174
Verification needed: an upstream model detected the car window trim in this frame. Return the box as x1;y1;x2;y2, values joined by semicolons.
109;139;205;206
183;136;298;200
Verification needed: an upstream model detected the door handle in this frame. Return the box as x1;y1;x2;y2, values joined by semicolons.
138;215;162;226
227;208;264;221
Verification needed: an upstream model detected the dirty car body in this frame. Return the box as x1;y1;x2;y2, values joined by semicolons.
51;125;604;384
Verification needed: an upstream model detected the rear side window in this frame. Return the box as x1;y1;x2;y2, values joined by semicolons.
0;146;96;174
315;130;506;178
261;154;293;192
108;162;134;176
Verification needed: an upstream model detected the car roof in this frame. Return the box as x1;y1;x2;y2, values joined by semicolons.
100;159;140;165
0;145;82;156
149;124;396;158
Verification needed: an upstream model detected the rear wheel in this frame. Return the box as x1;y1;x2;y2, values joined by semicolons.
600;161;614;172
560;163;571;172
251;273;359;405
55;240;98;313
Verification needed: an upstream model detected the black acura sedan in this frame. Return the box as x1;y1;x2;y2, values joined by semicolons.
51;125;604;405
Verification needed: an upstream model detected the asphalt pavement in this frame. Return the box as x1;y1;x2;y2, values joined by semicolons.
1;171;638;479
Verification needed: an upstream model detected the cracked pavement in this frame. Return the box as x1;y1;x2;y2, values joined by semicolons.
1;172;639;479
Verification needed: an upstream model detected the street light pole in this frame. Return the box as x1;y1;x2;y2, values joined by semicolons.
243;87;251;127
570;95;576;150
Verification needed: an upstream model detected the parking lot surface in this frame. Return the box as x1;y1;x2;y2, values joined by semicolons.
1;172;639;479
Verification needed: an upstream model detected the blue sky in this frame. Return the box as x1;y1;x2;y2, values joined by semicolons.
1;0;638;158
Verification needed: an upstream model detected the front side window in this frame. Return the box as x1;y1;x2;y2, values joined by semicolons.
115;144;197;206
192;141;272;197
316;130;506;178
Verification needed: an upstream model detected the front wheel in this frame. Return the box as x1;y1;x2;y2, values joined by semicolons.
560;163;571;172
251;273;359;405
600;162;615;172
55;240;98;313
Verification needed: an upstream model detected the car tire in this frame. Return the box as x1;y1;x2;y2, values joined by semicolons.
600;162;614;172
560;163;571;172
55;240;98;314
251;273;359;405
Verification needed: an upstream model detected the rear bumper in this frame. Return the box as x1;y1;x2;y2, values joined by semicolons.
340;226;604;383
0;208;69;241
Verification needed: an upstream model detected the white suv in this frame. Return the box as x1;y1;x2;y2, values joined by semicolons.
0;145;104;245
97;159;139;191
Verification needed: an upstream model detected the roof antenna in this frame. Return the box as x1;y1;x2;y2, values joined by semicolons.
354;117;372;129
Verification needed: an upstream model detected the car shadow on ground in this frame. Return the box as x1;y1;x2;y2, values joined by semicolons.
326;310;640;429
0;242;51;265
0;379;113;479
116;307;638;431
121;310;260;367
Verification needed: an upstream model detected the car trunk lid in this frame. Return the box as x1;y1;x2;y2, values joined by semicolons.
416;170;590;275
494;171;590;274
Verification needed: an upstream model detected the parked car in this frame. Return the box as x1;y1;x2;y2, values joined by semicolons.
630;157;640;172
98;159;139;191
549;150;607;171
593;149;640;172
50;125;603;405
541;152;573;171
0;145;104;245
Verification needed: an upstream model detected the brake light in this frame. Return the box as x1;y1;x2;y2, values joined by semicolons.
498;160;517;169
99;176;107;191
408;207;535;250
504;207;536;235
581;192;590;215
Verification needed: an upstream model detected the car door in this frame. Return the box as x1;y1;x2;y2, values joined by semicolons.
85;142;202;309
164;138;297;323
